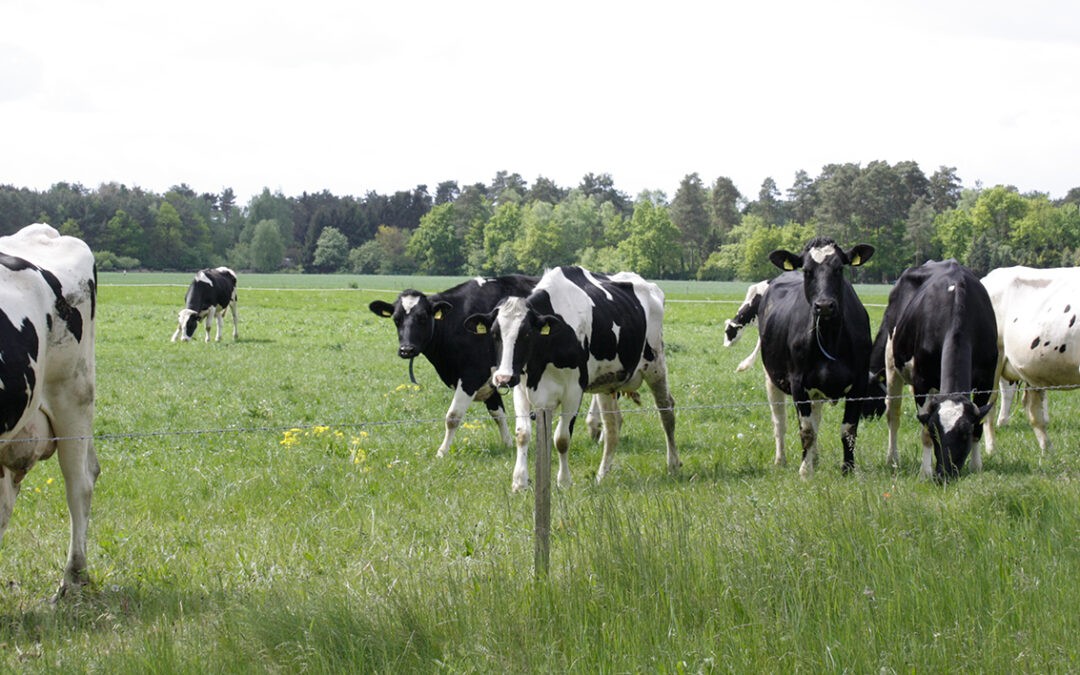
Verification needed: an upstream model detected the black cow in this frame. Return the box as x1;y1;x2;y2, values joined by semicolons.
758;237;875;477
369;275;537;488
171;267;238;342
871;260;998;478
465;266;679;488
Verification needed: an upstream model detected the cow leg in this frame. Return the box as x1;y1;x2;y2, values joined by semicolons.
436;385;474;458
554;410;575;488
840;400;861;475
229;301;239;340
54;436;99;600
919;422;935;479
203;308;215;342
511;385;531;492
646;370;680;473
214;307;225;342
1024;387;1051;451
797;399;823;479
997;380;1018;426
765;375;787;466
586;395;604;442
594;393;623;483
483;390;514;449
884;340;905;468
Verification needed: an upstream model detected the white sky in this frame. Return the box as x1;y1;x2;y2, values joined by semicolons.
2;0;1078;205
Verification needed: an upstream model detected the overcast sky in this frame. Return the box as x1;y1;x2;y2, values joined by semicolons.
3;0;1078;205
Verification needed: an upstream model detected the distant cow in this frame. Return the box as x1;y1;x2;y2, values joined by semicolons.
872;260;998;478
465;266;679;488
981;265;1080;451
171;267;238;342
724;279;768;372
0;223;99;599
757;237;875;477
369;276;538;485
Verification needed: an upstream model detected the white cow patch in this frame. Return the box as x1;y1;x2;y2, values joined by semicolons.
195;270;211;284
947;284;956;292
401;295;421;314
493;297;529;383
937;399;965;433
808;245;837;264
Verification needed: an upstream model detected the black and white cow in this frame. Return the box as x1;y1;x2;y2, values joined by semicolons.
0;223;99;599
724;279;769;372
872;260;998;478
980;265;1080;451
171;267;238;342
369;276;538;487
465;266;679;488
757;237;875;477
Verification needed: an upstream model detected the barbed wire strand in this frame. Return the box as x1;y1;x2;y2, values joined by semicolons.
1;383;1073;446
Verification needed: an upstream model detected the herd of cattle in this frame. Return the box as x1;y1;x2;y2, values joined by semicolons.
1;222;1078;598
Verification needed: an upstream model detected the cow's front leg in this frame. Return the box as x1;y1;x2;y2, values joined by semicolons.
1024;387;1051;451
437;385;474;458
511;385;531;492
884;346;905;468
483;390;513;449
919;422;935;479
214;308;225;342
840;399;861;475
797;398;823;479
765;375;787;466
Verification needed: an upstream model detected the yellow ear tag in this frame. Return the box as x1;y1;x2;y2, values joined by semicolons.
540;324;551;336
475;323;487;334
434;309;444;320
783;260;795;271
851;254;861;266
381;310;392;317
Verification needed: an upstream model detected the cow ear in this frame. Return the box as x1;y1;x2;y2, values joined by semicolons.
463;313;491;335
976;401;994;423
536;313;566;336
916;410;932;426
369;300;394;318
432;300;453;320
846;244;875;267
768;249;801;271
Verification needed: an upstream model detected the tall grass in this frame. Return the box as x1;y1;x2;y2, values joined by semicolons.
0;273;1077;671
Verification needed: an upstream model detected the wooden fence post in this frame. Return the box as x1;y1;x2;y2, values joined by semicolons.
534;407;552;577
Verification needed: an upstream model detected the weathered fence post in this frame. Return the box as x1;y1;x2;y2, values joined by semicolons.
534;407;552;577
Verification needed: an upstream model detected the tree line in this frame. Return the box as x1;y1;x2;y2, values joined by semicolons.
2;164;1078;282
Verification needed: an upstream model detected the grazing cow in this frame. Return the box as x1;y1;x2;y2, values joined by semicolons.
757;237;875;477
369;276;538;483
0;223;99;599
171;267;238;342
465;266;679;488
981;265;1080;451
872;260;998;478
724;279;769;372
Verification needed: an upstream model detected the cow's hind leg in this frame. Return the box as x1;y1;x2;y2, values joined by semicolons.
483;390;514;449
1024;386;1050;451
229;300;239;340
54;436;99;600
646;370;680;473
765;375;787;466
594;393;623;483
437;385;474;458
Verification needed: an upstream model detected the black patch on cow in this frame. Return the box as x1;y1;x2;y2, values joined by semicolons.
0;253;83;342
1060;344;1067;353
0;312;39;434
1071;315;1076;328
1066;304;1072;313
1031;336;1041;349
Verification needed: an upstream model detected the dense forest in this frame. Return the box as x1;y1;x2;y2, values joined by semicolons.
2;162;1078;282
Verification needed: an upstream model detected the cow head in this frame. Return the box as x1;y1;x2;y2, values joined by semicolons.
768;238;874;321
464;296;564;389
917;393;993;478
369;290;452;359
174;308;202;341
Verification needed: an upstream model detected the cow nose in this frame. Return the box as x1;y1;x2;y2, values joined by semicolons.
813;300;837;317
399;345;419;359
493;372;512;387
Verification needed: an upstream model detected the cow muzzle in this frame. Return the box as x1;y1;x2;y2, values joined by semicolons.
398;345;419;359
813;300;837;319
493;372;517;388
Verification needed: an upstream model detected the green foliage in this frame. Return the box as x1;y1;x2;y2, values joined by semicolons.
408;203;465;274
312;226;349;273
250;219;285;272
94;250;141;271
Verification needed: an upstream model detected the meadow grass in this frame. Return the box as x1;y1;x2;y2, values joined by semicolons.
0;272;1077;672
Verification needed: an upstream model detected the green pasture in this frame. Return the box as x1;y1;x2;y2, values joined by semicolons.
1;272;1078;672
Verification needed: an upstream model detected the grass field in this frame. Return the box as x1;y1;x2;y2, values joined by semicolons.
1;272;1078;672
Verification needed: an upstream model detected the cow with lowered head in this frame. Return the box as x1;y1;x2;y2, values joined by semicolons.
724;279;769;372
465;266;679;489
172;267;238;342
757;237;875;477
369;275;537;475
0;223;99;600
871;259;998;479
